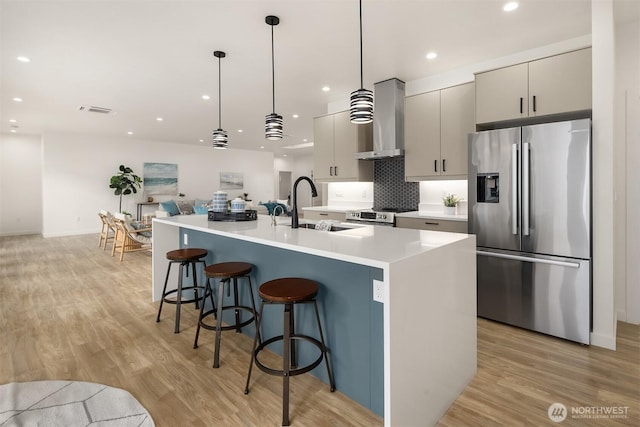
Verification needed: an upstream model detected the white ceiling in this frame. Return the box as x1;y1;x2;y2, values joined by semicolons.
1;0;631;157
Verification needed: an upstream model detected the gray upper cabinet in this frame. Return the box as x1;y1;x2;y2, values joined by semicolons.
475;48;592;125
405;82;474;181
313;111;373;182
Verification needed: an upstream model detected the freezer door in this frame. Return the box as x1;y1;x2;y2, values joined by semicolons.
469;127;521;251
522;119;591;259
477;249;591;344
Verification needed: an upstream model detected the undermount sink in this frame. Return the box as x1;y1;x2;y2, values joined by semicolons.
293;223;353;232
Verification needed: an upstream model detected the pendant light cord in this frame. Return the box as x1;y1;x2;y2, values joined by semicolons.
218;55;222;128
271;24;276;113
359;0;363;89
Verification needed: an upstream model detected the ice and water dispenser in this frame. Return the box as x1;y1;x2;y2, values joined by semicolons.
477;173;499;203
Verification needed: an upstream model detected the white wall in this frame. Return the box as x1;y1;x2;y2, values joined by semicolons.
326;182;373;209
614;18;640;324
41;133;274;237
274;153;320;211
0;133;43;236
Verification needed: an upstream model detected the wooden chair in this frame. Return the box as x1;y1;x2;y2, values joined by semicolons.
111;214;152;262
98;210;115;250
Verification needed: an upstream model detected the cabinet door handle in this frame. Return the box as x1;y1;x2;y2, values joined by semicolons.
424;221;439;225
329;166;333;176
520;97;523;114
335;166;338;176
434;160;438;172
442;159;446;172
532;95;537;112
319;213;329;216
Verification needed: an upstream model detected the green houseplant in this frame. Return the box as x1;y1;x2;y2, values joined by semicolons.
442;193;460;214
109;164;142;213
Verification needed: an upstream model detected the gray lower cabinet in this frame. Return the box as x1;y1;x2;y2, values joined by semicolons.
303;210;345;221
396;217;468;233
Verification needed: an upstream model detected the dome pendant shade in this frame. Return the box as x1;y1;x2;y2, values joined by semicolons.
212;50;228;149
350;88;373;124
265;113;283;140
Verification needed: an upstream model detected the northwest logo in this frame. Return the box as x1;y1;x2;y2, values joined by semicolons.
548;403;568;423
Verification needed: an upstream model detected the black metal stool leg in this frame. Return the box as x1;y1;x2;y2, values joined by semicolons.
313;300;335;391
191;261;200;309
244;301;264;394
289;304;297;369
246;276;261;345
193;278;213;349
156;261;174;322
174;262;185;333
213;277;226;368
233;277;241;333
282;302;292;426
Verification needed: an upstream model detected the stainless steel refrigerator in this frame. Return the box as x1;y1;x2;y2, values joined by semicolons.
468;119;591;344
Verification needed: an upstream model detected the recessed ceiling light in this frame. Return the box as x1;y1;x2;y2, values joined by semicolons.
202;95;210;100
292;114;299;119
156;117;163;122
426;52;437;60
17;56;30;63
303;138;307;142
283;154;287;157
260;146;265;149
127;131;133;135
322;86;330;92
9;119;17;123
238;129;243;133
10;129;17;133
503;2;518;12
13;97;22;102
199;139;204;142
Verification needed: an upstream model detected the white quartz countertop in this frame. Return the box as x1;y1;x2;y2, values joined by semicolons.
154;214;471;269
396;211;468;222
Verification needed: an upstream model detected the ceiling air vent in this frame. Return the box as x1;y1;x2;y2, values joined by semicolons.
78;105;115;115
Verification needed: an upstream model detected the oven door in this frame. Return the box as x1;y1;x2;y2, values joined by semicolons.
345;219;395;227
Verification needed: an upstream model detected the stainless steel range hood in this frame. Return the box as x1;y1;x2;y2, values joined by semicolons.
355;78;405;160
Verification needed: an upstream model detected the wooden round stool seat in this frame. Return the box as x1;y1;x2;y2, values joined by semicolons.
204;261;252;279
166;248;208;262
258;278;318;303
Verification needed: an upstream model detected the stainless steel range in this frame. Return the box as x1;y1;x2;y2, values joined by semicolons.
345;210;397;226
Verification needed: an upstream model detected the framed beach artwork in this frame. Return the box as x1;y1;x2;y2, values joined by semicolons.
144;162;178;195
220;172;243;190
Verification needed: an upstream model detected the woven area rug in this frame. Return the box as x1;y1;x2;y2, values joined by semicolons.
0;380;154;426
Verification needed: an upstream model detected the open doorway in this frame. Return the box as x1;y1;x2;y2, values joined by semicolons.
278;171;291;203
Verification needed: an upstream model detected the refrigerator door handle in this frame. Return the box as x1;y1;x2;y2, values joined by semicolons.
523;142;530;236
511;143;518;235
476;250;581;269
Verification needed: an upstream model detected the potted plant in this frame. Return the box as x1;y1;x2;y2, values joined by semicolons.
442;193;460;215
109;164;142;213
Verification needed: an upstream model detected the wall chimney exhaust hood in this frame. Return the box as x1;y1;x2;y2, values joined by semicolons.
355;78;405;160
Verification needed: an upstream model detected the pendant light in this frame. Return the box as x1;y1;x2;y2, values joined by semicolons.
212;50;228;149
350;0;373;124
265;15;283;140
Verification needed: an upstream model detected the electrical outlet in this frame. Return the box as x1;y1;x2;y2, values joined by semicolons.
373;280;384;303
183;233;188;246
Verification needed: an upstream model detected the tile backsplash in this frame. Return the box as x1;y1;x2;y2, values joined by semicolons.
373;157;419;210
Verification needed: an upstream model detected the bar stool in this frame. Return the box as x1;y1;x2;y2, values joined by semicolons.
244;278;335;426
193;262;259;368
156;248;208;333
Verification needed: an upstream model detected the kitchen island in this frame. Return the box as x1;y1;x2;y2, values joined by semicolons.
152;214;476;426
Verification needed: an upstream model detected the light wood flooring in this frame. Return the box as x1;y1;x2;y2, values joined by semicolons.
0;234;638;426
